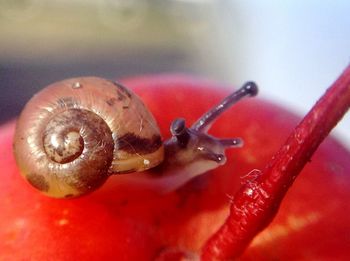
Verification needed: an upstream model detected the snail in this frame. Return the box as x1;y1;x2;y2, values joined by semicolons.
13;77;258;198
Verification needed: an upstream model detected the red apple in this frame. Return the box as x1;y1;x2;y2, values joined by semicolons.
0;74;349;260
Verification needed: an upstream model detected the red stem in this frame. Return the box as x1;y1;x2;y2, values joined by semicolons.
201;64;350;260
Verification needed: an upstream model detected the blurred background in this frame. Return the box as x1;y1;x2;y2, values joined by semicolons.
0;0;349;147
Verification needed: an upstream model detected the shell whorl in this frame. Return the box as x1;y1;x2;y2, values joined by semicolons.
13;77;164;198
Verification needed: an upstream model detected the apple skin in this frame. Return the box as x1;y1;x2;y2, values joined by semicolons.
0;74;349;260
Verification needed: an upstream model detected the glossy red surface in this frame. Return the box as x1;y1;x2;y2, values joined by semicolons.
0;75;349;260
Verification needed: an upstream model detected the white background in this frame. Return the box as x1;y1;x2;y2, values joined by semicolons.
209;1;350;148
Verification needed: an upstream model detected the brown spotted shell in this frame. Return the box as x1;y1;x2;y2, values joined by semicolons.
13;77;164;198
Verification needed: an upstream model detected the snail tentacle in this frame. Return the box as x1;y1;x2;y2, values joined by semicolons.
152;82;258;192
191;82;258;132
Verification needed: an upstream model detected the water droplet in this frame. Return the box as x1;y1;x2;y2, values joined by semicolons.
245;188;254;197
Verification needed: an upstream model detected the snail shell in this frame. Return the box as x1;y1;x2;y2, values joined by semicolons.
13;77;164;198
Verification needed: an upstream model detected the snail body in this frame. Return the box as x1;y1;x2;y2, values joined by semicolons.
14;77;258;198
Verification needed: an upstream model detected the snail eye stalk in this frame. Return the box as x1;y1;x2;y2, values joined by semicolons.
191;82;258;133
170;118;190;148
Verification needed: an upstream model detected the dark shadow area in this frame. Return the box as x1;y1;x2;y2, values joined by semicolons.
0;49;194;123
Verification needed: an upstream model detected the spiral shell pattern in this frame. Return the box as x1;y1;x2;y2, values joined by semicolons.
13;77;164;198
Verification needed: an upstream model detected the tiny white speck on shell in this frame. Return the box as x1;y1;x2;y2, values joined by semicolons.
143;159;150;165
72;82;82;89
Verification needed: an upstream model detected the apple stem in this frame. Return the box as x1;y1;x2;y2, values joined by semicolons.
201;64;350;260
